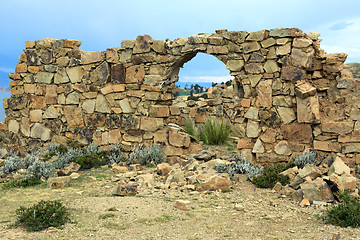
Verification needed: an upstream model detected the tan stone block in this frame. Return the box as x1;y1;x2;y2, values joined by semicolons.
83;92;98;99
0;122;8;131
169;131;190;148
170;106;180;116
260;128;277;143
296;96;320;123
145;92;160;100
44;96;57;105
20;117;30;137
207;46;228;54
261;38;276;48
106;48;119;63
25;40;36;48
8;73;21;80
8;120;19;133
81;51;105;64
64;106;84;127
153;129;168;144
15;63;27;73
113;84;125;92
30;109;43;122
58;94;66;104
274;140;292;155
240;99;251;108
31;123;51;141
45;85;58;97
63;39;81;48
10;86;24;95
108;129;121;144
30;96;45;109
101;85;114;95
276;42;291;55
149;105;169;117
123;133;142;143
321;122;354;135
281;123;312;143
24;84;35;94
140;117;163;131
126;65;145;83
95;94;111;113
101;131;109;145
111;108;122;114
27;66;40;74
66;66;83;83
256;80;272;108
313;140;341;152
237;138;253;149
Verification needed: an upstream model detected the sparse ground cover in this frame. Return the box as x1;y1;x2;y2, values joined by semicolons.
1;167;360;240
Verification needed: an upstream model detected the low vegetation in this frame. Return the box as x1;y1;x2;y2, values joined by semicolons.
322;191;360;228
0;141;159;180
1;177;42;190
215;153;263;179
127;144;166;166
184;117;232;145
293;151;317;168
13;200;71;231
251;163;292;188
199;117;232;145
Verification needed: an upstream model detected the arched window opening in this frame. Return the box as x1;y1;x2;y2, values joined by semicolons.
173;53;234;99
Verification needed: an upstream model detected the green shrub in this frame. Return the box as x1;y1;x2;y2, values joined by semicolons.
2;177;42;190
322;191;360;228
251;163;291;188
199;117;232;145
74;154;108;170
14;200;70;231
184;117;197;138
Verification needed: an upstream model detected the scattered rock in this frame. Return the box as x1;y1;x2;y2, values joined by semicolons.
47;176;71;189
175;200;191;211
113;182;138;196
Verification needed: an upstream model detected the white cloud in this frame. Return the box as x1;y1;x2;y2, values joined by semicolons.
0;67;13;73
319;17;360;62
180;75;234;83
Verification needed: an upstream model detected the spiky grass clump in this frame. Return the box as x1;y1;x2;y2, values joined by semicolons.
183;117;197;138
199;117;232;145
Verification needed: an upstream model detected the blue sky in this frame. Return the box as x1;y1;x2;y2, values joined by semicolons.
0;0;359;87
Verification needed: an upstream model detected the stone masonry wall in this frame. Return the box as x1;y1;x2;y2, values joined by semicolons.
3;28;360;167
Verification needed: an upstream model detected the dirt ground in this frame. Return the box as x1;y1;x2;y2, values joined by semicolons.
1;168;360;240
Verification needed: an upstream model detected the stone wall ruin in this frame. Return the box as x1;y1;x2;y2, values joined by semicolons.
3;28;360;168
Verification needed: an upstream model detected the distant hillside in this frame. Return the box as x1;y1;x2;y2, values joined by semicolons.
344;63;360;79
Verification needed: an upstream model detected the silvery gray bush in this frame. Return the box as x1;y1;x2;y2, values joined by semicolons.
294;151;317;168
216;153;263;179
127;144;165;166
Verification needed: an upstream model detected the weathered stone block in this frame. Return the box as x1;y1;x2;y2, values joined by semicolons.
112;182;138;196
64;106;84;127
30;123;51;141
321;122;353;135
313;140;341;152
169;131;190;148
126;65;145;83
281;123;312;143
90;61;109;85
297;96;320;123
81;51;105;64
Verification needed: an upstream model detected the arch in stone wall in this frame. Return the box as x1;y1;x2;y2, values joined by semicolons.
3;28;360;167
